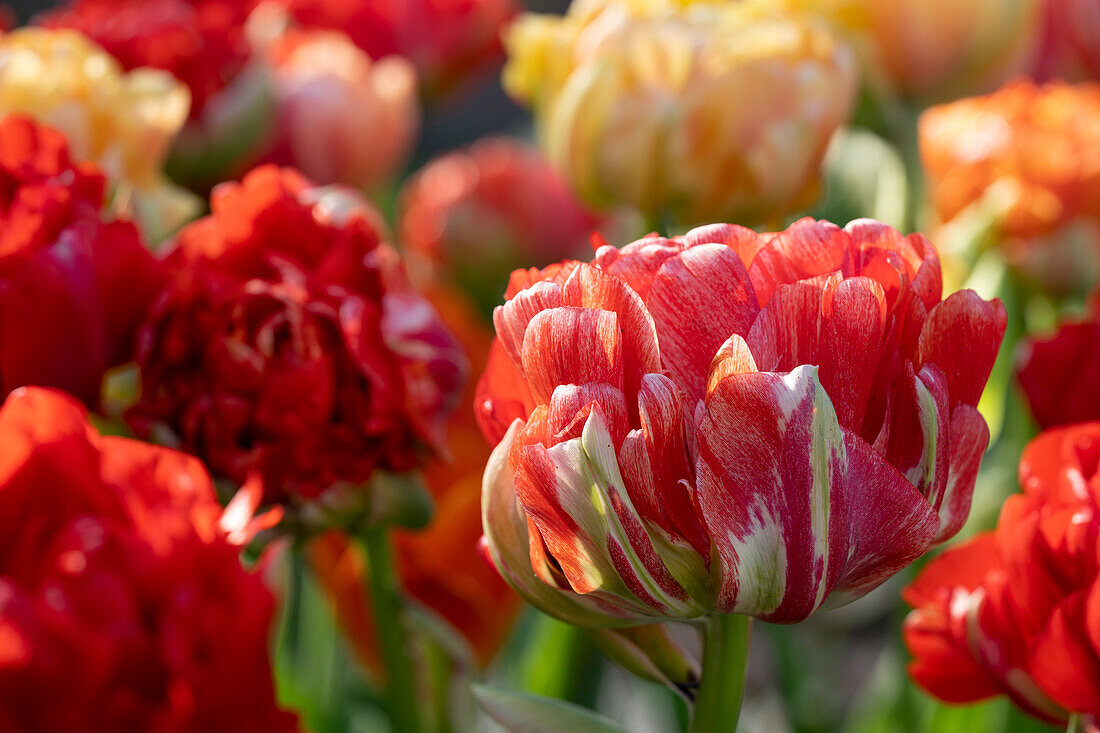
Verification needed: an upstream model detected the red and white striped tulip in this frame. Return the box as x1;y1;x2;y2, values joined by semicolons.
477;218;1006;624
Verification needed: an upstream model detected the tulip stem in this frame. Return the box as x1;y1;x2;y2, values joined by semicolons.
361;526;422;733
688;614;751;733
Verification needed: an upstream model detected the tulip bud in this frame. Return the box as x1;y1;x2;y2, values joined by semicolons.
589;624;701;699
479;218;1005;626
503;0;857;226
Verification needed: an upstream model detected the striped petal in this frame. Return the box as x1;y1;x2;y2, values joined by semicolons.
481;420;633;626
697;364;938;622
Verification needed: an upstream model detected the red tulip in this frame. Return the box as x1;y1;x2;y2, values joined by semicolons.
904;422;1100;724
0;387;296;731
130;165;467;507
1017;298;1100;429
478;218;1005;625
0;114;165;407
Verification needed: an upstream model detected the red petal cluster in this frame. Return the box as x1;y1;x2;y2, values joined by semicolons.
275;0;517;97
0;115;165;406
130;166;466;505
478;218;1005;623
399;137;604;312
1018;295;1100;429
904;422;1100;724
39;0;255;118
0;387;296;731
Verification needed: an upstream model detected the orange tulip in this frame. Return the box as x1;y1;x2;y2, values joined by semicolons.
921;78;1100;294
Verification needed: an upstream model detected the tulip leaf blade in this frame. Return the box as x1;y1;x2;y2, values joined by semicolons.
471;684;631;733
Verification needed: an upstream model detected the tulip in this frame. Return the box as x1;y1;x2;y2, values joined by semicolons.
0;115;166;407
0;387;297;730
904;422;1100;725
272;0;518;99
920;78;1100;296
129;165;467;510
254;28;419;193
502;0;857;227
478;218;1006;627
0;28;200;242
793;0;1042;98
398;137;608;315
1017;297;1100;429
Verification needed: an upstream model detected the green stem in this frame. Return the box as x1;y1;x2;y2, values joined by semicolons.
688;614;751;733
361;526;422;733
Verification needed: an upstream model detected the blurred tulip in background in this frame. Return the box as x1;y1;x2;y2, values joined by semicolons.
503;0;858;227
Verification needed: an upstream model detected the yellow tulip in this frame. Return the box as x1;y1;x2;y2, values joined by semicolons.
504;0;857;227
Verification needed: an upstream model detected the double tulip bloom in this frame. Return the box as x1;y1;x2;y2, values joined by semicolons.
503;0;857;227
478;218;1005;625
0;388;296;730
129;165;467;507
905;422;1100;724
0;115;165;406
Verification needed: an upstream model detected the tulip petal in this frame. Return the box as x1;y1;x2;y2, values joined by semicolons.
561;263;661;404
698;365;938;622
645;243;759;404
819;276;888;429
917;290;1007;407
521;307;623;404
492;279;563;371
749;218;849;305
936;404;989;542
481;420;628;626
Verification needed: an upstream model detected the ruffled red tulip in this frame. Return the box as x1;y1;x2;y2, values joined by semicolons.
129;165;467;507
0;114;165;406
1017;298;1100;428
274;0;517;99
398;137;607;314
478;218;1005;625
0;387;296;731
904;422;1100;724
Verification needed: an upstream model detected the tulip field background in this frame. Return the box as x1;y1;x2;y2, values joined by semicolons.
1;0;1099;732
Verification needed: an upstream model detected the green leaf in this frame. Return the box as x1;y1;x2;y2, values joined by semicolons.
471;684;631;733
813;127;909;231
